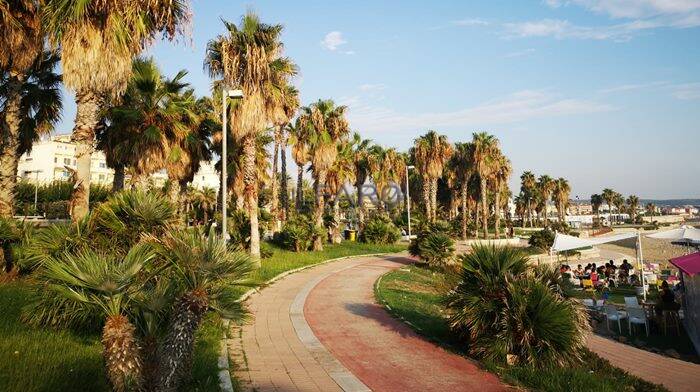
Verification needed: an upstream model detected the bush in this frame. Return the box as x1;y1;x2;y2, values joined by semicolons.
360;215;401;245
446;245;589;367
417;232;455;268
528;228;555;250
409;220;453;259
273;215;314;252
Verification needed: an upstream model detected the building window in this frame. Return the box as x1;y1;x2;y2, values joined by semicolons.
73;159;76;165
63;171;70;178
63;158;71;165
99;174;105;180
54;157;58;163
99;162;106;168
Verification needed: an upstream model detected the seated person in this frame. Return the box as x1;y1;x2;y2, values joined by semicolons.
658;281;680;312
619;259;631;279
574;264;584;277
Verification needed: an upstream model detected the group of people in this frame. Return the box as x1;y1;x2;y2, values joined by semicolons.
560;259;636;288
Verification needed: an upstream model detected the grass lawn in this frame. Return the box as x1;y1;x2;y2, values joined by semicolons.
0;240;405;392
375;264;668;392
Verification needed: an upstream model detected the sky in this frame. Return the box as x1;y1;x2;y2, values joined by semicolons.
54;0;700;199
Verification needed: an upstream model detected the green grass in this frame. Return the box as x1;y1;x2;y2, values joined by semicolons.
375;265;668;392
0;240;405;392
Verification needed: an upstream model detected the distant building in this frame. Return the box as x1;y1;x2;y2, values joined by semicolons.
17;135;219;191
662;206;699;215
568;202;593;215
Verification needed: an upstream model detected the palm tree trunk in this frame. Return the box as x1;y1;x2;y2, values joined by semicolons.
430;178;438;222
112;164;125;192
313;169;327;251
280;138;289;223
0;76;24;218
331;198;342;244
167;178;180;206
155;291;208;392
474;202;479;238
102;314;143;392
270;127;280;232
527;199;533;228
495;184;501;239
356;180;366;230
296;163;304;211
70;91;101;222
480;177;488;239
461;183;468;240
242;135;261;260
421;178;431;222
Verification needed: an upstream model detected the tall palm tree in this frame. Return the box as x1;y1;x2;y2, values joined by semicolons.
269;84;299;231
287;118;310;212
520;171;536;228
298;99;350;250
1;50;62;214
492;153;512;238
278;86;299;224
601;188;615;220
590;193;603;223
368;146;406;213
205;13;297;259
626;195;639;222
449;142;474;239
537;175;554;227
472;132;499;238
612;191;624;224
413;131;453;222
175;96;215;196
552;178;571;222
326;140;355;243
106;59;195;192
0;0;44;217
645;202;656;217
43;0;191;221
514;193;527;227
351;133;373;229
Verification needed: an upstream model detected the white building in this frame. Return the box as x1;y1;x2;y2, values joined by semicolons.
17;135;219;191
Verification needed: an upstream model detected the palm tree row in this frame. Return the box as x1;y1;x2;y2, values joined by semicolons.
515;172;571;227
591;188;641;225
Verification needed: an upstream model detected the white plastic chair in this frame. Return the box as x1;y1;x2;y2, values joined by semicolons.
604;305;627;333
624;296;640;308
596;300;605;310
628;307;649;336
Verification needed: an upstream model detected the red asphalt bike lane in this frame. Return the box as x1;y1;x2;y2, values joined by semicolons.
303;255;509;392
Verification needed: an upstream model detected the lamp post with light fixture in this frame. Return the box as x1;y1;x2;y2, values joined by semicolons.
221;88;244;241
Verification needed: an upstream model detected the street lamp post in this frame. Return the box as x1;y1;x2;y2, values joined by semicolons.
221;88;244;241
405;165;415;238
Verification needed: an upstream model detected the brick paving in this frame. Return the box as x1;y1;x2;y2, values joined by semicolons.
588;334;700;392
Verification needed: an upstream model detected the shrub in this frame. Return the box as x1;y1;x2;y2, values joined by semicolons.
409;220;454;259
528;228;555;250
446;245;589;367
273;215;314;252
417;232;455;268
360;215;401;245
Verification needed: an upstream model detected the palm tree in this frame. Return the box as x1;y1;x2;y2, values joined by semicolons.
514;193;527;227
646;202;656;217
1;50;62;214
287;119;310;212
590;193;603;224
106;59;195;193
298;99;350;250
601;188;615;224
520;171;536;228
368;146;406;213
472;132;499;238
537;175;554;227
43;0;190;221
278;86;299;224
448;142;474;239
155;229;252;391
326;140;355;243
190;187;217;224
205;13;297;259
175;96;215;196
552;178;571;222
36;245;156;391
492;153;512;238
613;192;624;224
351;133;373;229
269;84;299;231
413;131;453;223
627;195;639;222
0;0;44;217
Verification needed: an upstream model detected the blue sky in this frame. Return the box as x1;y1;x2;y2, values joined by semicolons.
56;0;700;199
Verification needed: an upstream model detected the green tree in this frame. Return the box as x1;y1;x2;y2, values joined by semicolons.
537;175;554;227
413;131;453;223
472;132;499;238
448;142;475;239
627;195;639;222
552;178;571;222
520;171;536;227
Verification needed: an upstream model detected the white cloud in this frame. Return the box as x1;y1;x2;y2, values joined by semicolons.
543;0;564;7
567;0;700;19
341;90;613;134
502;18;669;41
321;31;347;51
671;83;700;100
452;18;490;26
359;83;386;92
504;48;536;58
598;81;667;94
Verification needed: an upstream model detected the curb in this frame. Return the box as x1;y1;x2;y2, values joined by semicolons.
217;251;399;392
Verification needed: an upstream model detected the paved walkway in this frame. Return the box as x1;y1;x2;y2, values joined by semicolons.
304;255;508;392
229;254;508;391
588;334;700;392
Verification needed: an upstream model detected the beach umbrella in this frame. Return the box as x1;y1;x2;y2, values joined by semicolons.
647;225;700;246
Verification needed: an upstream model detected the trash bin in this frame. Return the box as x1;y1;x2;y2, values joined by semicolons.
345;229;357;241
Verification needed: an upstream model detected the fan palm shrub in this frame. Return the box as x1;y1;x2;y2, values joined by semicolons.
34;245;157;391
416;232;455;268
360;215;401;245
528;228;555;251
446;245;589;367
273;214;315;252
153;228;253;391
